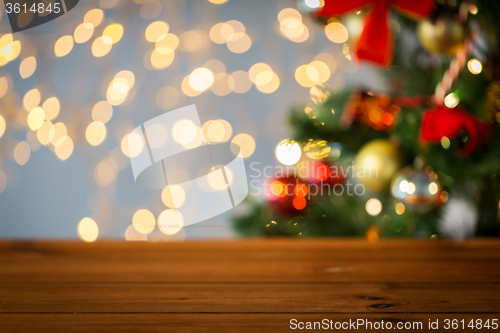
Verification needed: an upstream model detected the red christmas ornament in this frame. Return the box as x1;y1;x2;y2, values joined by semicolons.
308;161;345;186
420;105;490;155
316;0;434;66
267;176;309;216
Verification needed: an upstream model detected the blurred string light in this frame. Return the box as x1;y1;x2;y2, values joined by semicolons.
162;185;186;209
276;140;301;165
201;119;232;143
84;8;105;27
19;56;36;79
179;30;209;53
277;8;309;43
78;217;99;242
86;121;107;146
133;209;156;234
366;198;382;216
158;209;183;235
14;141;31;165
42;97;60;121
0;34;21;66
467;59;482;75
23;88;41;111
395;202;405;215
94;158;118;186
209;20;251;53
231;133;256;158
208;0;229;4
296;60;330;87
444;92;459;108
27;107;45;130
92;101;113;123
54;35;74;57
125;224;148;241
0;115;5;138
248;63;280;93
325;21;349;44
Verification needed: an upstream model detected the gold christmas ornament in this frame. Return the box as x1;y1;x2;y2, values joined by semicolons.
417;14;466;55
303;139;331;160
354;139;403;192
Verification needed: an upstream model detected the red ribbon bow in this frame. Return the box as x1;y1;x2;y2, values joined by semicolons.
420;105;490;156
317;0;434;66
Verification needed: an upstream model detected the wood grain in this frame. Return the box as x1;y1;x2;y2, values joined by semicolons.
1;239;499;331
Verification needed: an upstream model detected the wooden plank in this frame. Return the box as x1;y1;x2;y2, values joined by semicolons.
1;282;499;314
1;313;499;332
1;239;500;283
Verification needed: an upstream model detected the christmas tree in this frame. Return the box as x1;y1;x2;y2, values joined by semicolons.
233;0;500;239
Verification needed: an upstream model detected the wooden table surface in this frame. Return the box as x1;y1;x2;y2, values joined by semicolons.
1;239;500;332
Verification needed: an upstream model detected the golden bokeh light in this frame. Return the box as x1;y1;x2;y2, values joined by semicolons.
54;136;74;160
94;159;117;186
161;185;186;209
41;97;60;121
91;36;112;57
86;121;107;146
0;34;21;65
125;224;148;241
103;23;124;44
395;202;405;215
249;63;273;83
208;0;229;4
0;76;8;98
444;92;459;109
208;165;233;190
203;59;226;74
325;22;349;43
189;67;214;91
467;59;482;75
172;119;198;145
92;101;113;123
255;72;280;93
49;122;67;146
54;35;74;57
158;209;184;235
145;21;169;43
308;61;330;83
150;48;175;69
181;75;202;97
210;72;233;96
179;30;206;52
78;217;99;242
278;8;302;23
231;133;256;158
155;33;179;52
19;56;36;79
366;198;382;216
23;88;41;111
227;33;251;53
121;132;144;158
229;70;252;93
156;86;179;110
275;140;301;166
84;8;104;27
204;120;226;143
133;209;156;234
0;115;5;138
145;123;167;149
74;23;94;44
36;121;53;145
209;23;229;44
14;141;31;165
27;107;45;131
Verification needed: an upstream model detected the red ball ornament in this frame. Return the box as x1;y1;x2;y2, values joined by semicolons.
267;176;309;216
308;161;345;187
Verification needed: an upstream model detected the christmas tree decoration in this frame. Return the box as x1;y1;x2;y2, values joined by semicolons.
316;0;434;66
307;160;345;186
353;139;403;192
420;105;490;156
342;12;366;43
438;197;478;240
267;176;309;216
390;166;441;211
303;139;330;159
341;91;401;131
417;10;466;55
